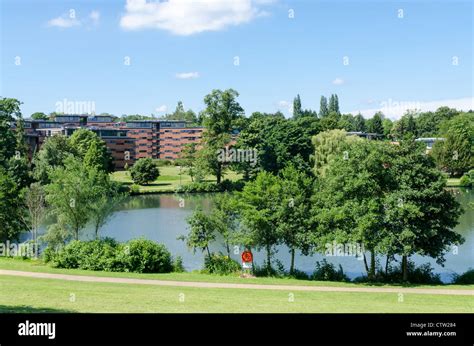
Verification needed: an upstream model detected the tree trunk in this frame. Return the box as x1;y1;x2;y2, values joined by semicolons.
369;249;376;280
290;248;295;275
206;245;211;258
402;255;408;282
266;244;271;274
363;253;370;275
385;254;390;275
95;225;99;240
226;242;230;257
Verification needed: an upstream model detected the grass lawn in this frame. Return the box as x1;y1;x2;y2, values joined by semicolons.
111;166;242;193
0;275;472;313
1;257;473;290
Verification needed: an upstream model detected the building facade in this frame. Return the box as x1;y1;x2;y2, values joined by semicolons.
23;115;204;169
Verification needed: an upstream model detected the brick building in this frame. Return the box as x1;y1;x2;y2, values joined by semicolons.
23;115;204;170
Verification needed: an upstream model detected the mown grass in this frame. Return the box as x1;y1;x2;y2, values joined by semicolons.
0;275;472;313
111;166;242;193
1;257;473;290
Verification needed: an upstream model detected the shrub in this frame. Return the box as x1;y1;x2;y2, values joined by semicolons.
452;268;474;284
311;259;350;282
354;261;442;284
45;238;174;273
173;256;185;273
130;158;160;185
203;253;241;275
124;238;173;273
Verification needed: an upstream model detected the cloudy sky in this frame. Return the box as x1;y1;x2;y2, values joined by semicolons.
1;0;472;119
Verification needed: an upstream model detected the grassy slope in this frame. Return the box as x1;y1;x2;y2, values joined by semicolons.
1;275;472;313
111;166;242;193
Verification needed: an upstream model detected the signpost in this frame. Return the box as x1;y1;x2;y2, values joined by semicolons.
241;250;253;270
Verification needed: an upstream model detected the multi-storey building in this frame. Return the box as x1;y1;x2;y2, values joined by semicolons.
22;115;204;170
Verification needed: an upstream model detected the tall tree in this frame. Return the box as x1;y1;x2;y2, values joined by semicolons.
183;208;217;257
386;141;464;281
22;183;46;256
237;171;282;273
367;112;384;135
293;94;302;119
0;168;25;242
354;113;366;132
45;157;97;240
319;96;329;117
0;98;21;167
200;89;244;183
276;165;314;274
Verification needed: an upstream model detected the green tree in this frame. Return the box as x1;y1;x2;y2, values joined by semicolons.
328;94;340;114
319;96;329;117
22;183;46;256
276;165;314;274
89;179;125;239
130;158;160;185
293;94;302;118
0;98;21;167
367;112;384;135
183;208;217;257
33;134;76;184
200;89;244;183
31;112;48;120
311;129;361;177
386;141;464;281
179;143;200;182
354;113;366;132
237;171;282;273
0;168;25;242
382;118;393;138
212;193;240;256
432;113;473;176
84;139;114;173
45;157;97;240
312;140;395;280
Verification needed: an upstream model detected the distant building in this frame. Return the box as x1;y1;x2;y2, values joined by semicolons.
21;115;204;169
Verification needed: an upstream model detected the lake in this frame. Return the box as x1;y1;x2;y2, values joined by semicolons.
36;189;473;282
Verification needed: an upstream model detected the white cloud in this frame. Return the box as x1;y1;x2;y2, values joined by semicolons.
89;11;100;25
351;97;474;120
155;105;167;112
332;78;345;85
175;72;200;79
47;16;81;28
120;0;273;35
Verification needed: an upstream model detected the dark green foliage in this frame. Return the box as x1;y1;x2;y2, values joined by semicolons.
130;158;160;185
0;168;25;242
46;238;174;273
311;260;349;282
203;253;241;275
452;269;474;284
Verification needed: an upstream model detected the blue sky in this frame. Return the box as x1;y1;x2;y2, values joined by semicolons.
1;0;472;119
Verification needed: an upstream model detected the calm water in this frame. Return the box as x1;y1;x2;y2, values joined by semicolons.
37;189;473;282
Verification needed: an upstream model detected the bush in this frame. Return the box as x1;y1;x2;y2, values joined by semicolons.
173;256;185;273
459;170;474;187
203;253;241;275
130;158;160;185
174;180;245;193
311;259;350;282
452;268;474;284
354;261;442;284
123;238;173;273
45;238;174;273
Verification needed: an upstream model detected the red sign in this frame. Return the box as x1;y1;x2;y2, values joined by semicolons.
241;251;253;263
